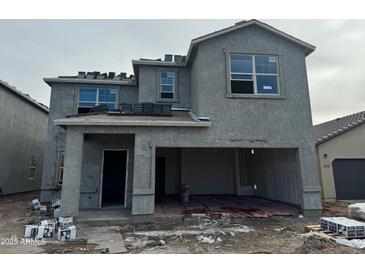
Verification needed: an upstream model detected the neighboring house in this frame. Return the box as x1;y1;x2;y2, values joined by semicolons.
40;19;322;218
315;111;365;201
0;80;49;195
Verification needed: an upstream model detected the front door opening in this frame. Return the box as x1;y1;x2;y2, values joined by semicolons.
101;150;127;207
155;157;166;202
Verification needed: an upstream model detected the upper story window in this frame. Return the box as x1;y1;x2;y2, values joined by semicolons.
78;87;117;114
159;71;175;100
229;54;279;95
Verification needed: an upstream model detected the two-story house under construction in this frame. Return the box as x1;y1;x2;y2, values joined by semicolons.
40;20;322;218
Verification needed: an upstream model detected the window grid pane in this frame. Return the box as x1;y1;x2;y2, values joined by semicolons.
98;88;117;103
230;54;279;95
230;55;253;74
79;88;97;103
254;55;278;74
79;88;117;111
256;75;278;94
160;71;175;99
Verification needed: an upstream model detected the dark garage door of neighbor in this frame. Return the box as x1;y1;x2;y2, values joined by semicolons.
333;159;365;200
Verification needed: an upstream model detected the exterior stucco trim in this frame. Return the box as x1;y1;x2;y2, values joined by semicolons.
54;118;211;127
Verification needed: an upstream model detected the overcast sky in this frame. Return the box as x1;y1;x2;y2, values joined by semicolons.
0;19;364;124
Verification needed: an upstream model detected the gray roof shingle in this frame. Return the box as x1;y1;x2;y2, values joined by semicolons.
314;110;365;144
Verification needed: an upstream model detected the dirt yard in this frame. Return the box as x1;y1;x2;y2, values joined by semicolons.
0;192;363;254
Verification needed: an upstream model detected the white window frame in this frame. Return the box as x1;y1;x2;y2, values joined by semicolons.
56;151;65;186
29;157;36;180
78;87;118;111
229;53;280;95
159;71;176;101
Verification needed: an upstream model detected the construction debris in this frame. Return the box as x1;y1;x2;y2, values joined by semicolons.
52;199;61;209
348;203;365;221
304;225;321;233
31;199;41;210
304;231;365;250
196;235;215;244
39;205;48;213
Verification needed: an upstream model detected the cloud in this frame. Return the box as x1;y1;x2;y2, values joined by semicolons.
0;19;364;124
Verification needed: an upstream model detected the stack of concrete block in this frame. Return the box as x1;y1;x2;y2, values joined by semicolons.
24;225;41;239
24;219;57;239
320;217;365;239
31;199;41;210
31;199;48;213
24;217;76;241
52;199;61;209
57;217;76;241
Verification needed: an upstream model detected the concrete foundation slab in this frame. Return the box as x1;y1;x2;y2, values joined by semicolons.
77;209;133;226
156;195;300;218
78;226;127;254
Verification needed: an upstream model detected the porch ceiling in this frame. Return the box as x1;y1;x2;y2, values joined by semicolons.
54;111;211;128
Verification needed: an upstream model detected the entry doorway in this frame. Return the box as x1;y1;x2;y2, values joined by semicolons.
101;150;128;207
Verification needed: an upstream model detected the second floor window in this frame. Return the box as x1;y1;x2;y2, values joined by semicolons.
78;87;117;113
160;72;175;99
229;54;279;95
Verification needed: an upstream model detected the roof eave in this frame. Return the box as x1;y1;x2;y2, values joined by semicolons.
43;78;137;87
53;118;211;128
131;60;186;67
186;19;316;63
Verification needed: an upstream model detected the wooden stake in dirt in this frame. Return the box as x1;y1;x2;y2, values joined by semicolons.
304;225;321;233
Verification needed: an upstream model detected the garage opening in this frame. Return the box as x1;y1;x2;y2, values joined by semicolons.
101;150;127;207
154;147;301;217
333;159;365;200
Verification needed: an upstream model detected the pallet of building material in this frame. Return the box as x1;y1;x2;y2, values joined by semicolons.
57;225;77;241
40;219;58;237
320;217;365;239
304;225;322;233
39;205;48;213
41;219;58;228
24;225;47;239
320;217;348;232
24;225;39;238
51;199;61;209
31;199;41;210
58;217;73;228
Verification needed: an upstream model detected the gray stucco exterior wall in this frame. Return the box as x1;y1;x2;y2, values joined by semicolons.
0;85;48;195
138;66;191;108
187;25;321;210
40;83;138;202
80;134;134;209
